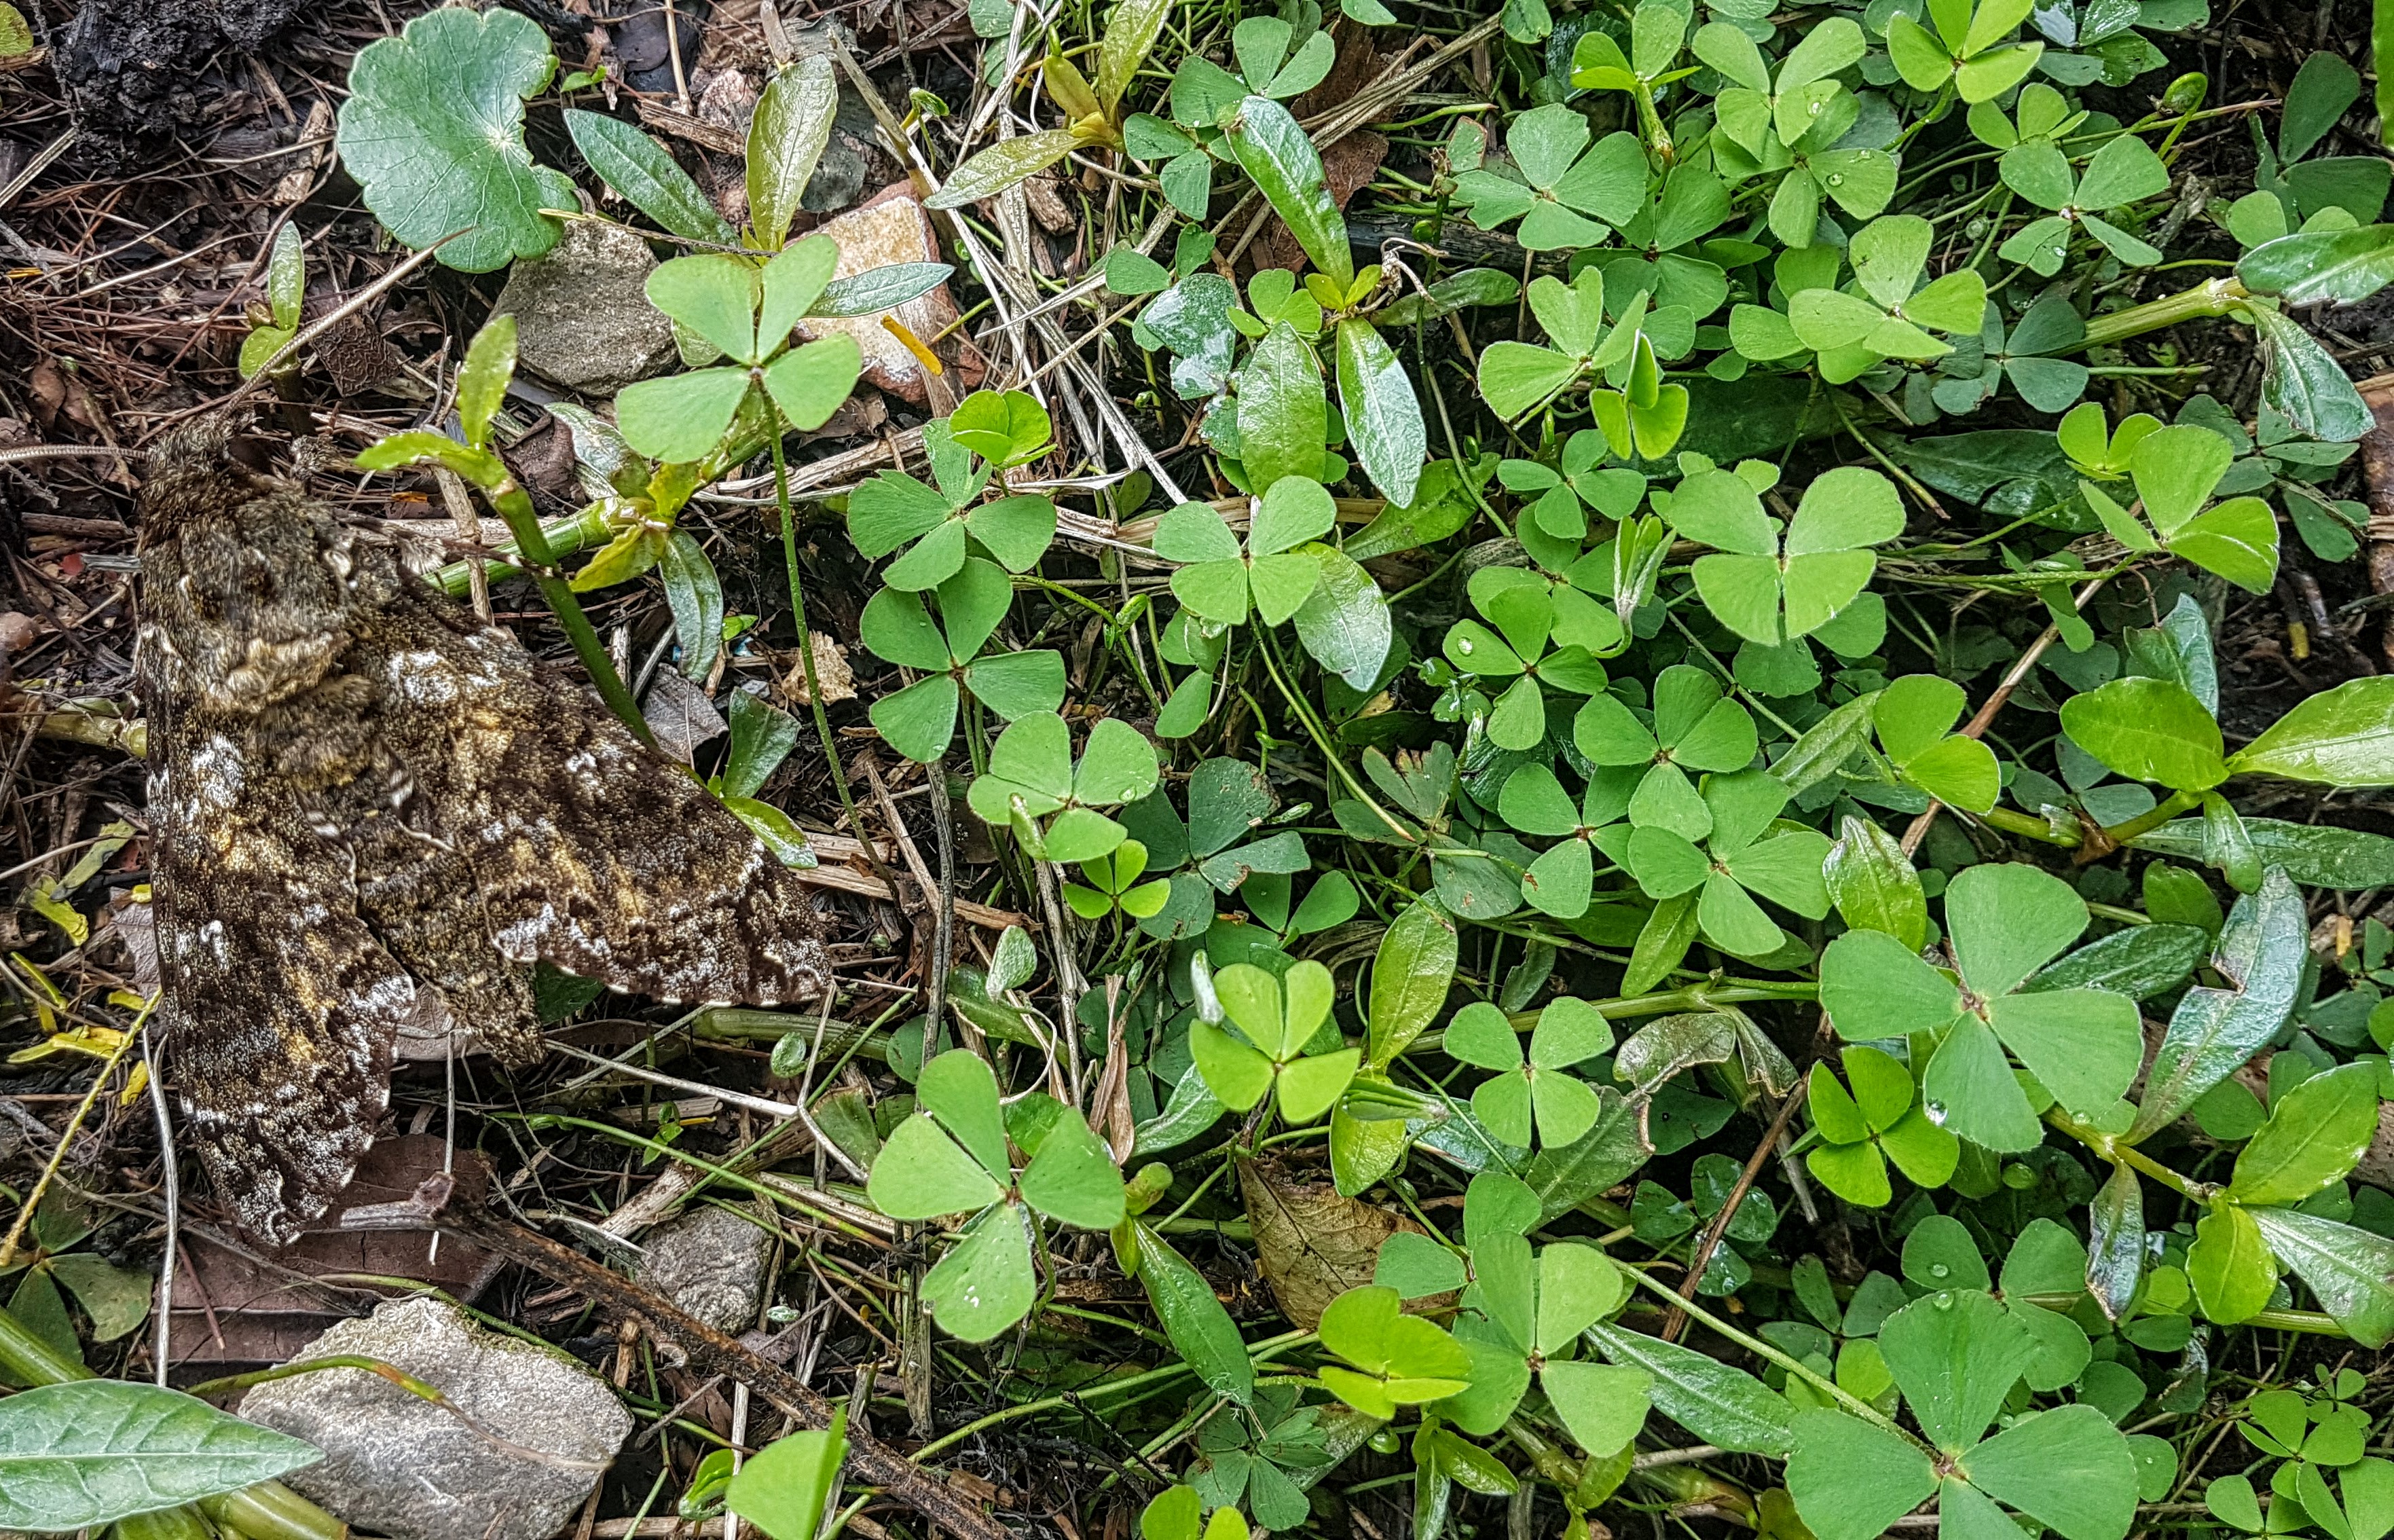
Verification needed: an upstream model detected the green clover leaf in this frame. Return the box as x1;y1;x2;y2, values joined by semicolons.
1884;0;2046;104
1190;958;1361;1122
1497;430;1648;543
1508;511;1640;659
865;1049;1126;1342
1498;761;1641;919
1443;997;1613;1148
1666;463;1904;646
1452;103;1647;251
1803;1046;1961;1208
1788;1291;2137;1540
1434;1176;1649;1455
1573;663;1759;839
1156;478;1336;627
1787;215;1990;380
1061;838;1175;921
848;418;1059;592
1608;768;1833;958
1819;862;2143;1152
615;239;862;462
966;712;1162;863
1315;1284;1475;1419
1873;676;2002;813
1999;133;2172;274
1441;570;1615;751
1118;758;1310;940
2071;422;2281;594
860;559;1066;763
1478;268;1615;420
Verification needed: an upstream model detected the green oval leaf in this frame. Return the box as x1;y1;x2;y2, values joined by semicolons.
0;1382;321;1530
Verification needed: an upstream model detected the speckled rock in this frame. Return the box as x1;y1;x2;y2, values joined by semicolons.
493;218;677;394
638;1203;772;1334
239;1297;630;1540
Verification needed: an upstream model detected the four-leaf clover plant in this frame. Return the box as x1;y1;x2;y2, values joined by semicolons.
2071;416;2283;594
1820;862;2143;1153
1442;999;1615;1148
1786;1289;2138;1540
1611;768;1835;959
967;713;1162;863
847;404;1060;592
860;558;1066;762
1803;1046;1962;1208
864;1049;1126;1341
1190;958;1362;1124
616;237;864;462
1157;478;1337;627
1661;461;1905;646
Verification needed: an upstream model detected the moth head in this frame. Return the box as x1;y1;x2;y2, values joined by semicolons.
135;415;296;548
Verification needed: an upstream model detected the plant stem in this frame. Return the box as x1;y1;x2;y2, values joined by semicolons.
2098;788;2201;847
0;1300;86;1385
907;1327;1316;1461
1402;985;1818;1059
1617;1266;1927;1448
484;479;653;746
767;426;881;873
1975;804;2082;847
1252;625;1414;843
432;502;619;597
2044;1110;2210;1200
0;1002;144;1270
2070;276;2251;353
199;1484;352;1540
184;1355;450;1404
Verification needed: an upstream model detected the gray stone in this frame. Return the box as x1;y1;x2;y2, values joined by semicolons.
638;1203;771;1335
239;1297;631;1540
493;219;678;394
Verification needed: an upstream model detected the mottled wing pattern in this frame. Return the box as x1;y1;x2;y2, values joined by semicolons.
363;591;832;1010
349;810;545;1067
139;422;828;1245
147;701;416;1246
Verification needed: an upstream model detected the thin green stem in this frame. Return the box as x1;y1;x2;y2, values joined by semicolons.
769;427;879;854
909;1327;1316;1461
1253;625;1414;842
1976;804;2082;847
2100;788;2201;847
484;481;652;745
2071;277;2251;352
1618;1266;1927;1448
2045;1110;2210;1200
432;502;619;597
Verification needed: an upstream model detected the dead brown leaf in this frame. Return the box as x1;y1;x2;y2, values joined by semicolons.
1236;1152;1425;1330
168;1136;494;1371
782;631;854;705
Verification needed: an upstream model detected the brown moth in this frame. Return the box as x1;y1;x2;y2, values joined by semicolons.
136;422;829;1244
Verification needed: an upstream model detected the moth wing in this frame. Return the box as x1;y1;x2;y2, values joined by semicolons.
371;602;832;1008
149;712;414;1246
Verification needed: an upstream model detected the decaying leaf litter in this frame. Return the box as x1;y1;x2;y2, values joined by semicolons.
13;0;2394;1539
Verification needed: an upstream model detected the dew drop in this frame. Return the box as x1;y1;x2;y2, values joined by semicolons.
1808;100;1822;115
1826;174;1843;186
1457;638;1475;655
1922;1101;1949;1126
1932;1294;1955;1310
1929;1263;1950;1279
2052;245;2067;258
